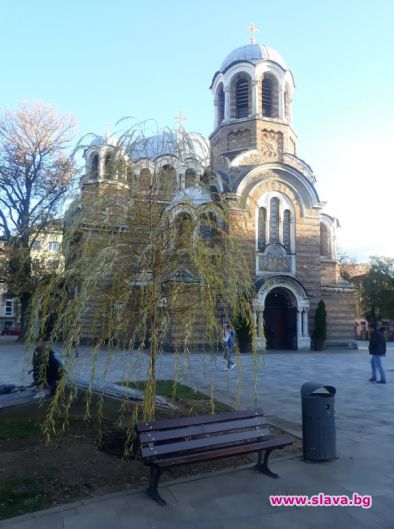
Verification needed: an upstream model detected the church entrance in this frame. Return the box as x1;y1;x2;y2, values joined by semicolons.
263;288;297;350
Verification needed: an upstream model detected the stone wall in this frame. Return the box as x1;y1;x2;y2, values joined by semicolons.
321;287;356;346
209;117;297;169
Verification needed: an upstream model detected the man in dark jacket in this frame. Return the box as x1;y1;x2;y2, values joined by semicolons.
369;323;387;384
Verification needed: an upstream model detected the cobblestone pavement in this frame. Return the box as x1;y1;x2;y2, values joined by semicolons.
1;337;393;527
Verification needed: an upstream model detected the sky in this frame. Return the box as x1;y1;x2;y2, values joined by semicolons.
1;0;393;262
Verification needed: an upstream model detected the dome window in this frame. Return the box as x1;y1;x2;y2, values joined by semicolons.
162;164;177;192
262;74;279;118
104;153;113;179
235;78;249;118
91;153;99;177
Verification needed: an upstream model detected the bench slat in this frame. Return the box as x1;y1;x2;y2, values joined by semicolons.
139;416;269;444
136;410;262;433
141;426;271;458
156;437;293;467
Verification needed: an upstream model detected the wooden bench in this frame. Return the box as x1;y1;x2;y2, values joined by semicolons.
136;410;292;505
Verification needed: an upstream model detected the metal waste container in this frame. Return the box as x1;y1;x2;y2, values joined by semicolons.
301;382;336;461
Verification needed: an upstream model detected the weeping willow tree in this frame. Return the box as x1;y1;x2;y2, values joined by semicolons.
27;120;262;434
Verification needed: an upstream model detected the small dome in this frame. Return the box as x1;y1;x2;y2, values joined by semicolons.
219;43;287;73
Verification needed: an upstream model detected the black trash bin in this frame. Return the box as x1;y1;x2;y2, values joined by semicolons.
301;382;336;461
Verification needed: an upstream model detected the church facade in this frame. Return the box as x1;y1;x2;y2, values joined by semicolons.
77;41;356;350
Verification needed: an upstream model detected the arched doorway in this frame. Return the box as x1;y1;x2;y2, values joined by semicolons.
254;276;311;351
263;287;297;350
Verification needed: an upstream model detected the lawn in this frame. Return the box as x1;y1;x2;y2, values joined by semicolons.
0;382;301;521
116;379;233;413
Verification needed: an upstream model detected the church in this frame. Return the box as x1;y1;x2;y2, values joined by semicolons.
76;38;356;351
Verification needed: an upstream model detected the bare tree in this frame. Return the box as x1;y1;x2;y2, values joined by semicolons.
0;100;77;338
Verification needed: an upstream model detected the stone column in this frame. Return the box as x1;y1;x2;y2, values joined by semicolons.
297;307;311;351
252;298;265;351
303;310;309;338
224;88;231;120
213;101;219;129
297;309;303;339
251;80;258;116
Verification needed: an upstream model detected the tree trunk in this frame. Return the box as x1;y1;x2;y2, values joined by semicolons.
18;292;31;343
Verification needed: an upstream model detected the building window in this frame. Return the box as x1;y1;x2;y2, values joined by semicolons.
175;212;193;249
235;78;249;118
269;198;280;242
92;153;99;176
283;210;291;252
5;299;13;316
218;84;225;124
31;240;41;250
258;207;266;251
48;241;61;251
262;74;279;118
320;223;332;257
200;212;220;248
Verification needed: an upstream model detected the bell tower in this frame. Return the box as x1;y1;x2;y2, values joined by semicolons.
209;38;297;170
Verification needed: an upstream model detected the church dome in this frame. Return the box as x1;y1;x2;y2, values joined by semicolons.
219;43;287;73
128;130;209;165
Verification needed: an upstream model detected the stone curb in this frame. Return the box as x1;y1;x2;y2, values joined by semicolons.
0;453;300;527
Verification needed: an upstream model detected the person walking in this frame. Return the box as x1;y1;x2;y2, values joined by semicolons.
369;322;387;384
223;323;236;370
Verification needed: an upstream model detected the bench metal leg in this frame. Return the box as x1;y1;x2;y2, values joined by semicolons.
255;449;279;479
147;465;167;506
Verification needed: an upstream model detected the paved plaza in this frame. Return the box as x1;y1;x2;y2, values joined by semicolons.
0;337;393;528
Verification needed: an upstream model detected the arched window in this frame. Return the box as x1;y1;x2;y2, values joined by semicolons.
104;153;113;179
185;168;196;188
262;74;279;118
200;212;220;248
139;168;151;189
283;210;291;252
258;207;266;251
162;164;177;192
91;153;99;177
218;85;225;124
320;223;331;257
236;78;249;118
269;198;280;242
175;212;193;249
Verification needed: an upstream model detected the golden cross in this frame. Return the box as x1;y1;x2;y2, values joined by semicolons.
247;23;259;44
175;112;186;129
